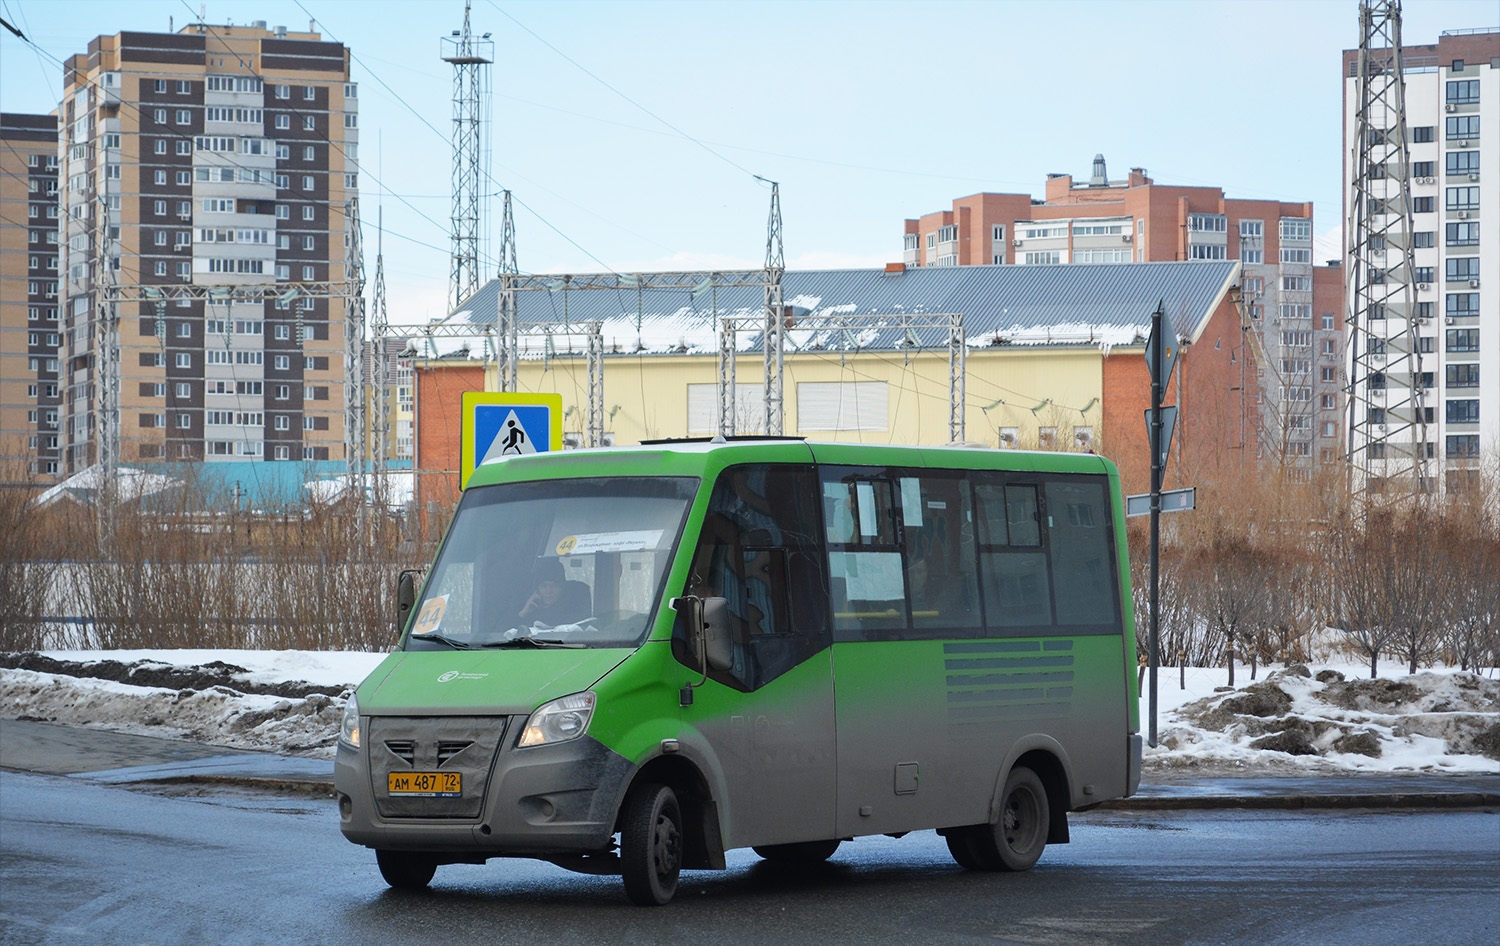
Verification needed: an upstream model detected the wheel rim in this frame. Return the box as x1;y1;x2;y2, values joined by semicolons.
1002;785;1041;853
652;810;681;880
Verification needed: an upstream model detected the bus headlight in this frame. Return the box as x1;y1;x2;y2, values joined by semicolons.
518;691;595;748
338;693;361;749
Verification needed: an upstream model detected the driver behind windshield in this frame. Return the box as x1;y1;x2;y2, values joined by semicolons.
518;559;591;626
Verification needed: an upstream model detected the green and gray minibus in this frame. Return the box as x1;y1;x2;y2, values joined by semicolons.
336;440;1142;905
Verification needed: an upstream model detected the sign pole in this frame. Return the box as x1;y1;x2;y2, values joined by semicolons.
1148;299;1163;749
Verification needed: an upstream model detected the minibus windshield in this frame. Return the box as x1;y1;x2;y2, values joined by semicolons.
404;476;699;651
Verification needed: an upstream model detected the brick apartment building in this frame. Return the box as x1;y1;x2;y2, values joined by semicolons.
1;113;63;485
56;21;358;474
1343;28;1499;491
903;157;1345;471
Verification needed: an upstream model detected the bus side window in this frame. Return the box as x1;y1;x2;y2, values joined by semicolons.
678;464;830;691
973;476;1053;633
1044;479;1119;630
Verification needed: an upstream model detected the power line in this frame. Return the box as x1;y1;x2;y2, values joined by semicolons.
487;1;758;181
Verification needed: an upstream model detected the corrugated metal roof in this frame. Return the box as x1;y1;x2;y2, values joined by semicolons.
433;261;1239;357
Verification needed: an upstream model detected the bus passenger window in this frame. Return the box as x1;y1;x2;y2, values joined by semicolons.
1006;485;1041;547
1045;480;1118;629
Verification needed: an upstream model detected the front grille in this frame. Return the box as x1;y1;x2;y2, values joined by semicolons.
384;740;416;767
368;716;507;820
437;740;472;767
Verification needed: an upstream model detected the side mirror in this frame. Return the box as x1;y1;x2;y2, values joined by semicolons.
396;569;419;634
701;597;733;672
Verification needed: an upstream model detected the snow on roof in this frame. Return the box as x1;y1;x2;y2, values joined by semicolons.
431;261;1240;358
33;464;182;507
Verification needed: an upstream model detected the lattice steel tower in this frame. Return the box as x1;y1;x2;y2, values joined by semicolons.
1346;0;1430;500
443;2;493;312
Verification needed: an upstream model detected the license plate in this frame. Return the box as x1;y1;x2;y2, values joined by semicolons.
387;771;461;797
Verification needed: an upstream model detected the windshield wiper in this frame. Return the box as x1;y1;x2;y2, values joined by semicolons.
482;637;585;649
408;632;472;650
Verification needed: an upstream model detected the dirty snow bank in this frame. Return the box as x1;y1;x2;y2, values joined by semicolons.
1148;665;1500;776
1;651;1497;773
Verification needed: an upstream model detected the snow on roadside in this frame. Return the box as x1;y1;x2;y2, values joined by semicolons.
1;650;1497;774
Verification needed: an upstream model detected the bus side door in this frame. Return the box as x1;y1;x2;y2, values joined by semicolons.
676;464;837;848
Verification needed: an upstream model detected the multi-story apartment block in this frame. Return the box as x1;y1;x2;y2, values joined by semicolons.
902;157;1344;472
0;113;63;485
363;335;414;462
1344;28;1499;492
57;22;357;473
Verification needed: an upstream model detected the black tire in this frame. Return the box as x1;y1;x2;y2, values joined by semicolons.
375;849;437;890
944;828;987;870
620;783;683;906
752;839;841;863
949;766;1050;872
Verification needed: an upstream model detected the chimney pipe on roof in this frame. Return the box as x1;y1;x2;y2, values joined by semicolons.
1090;153;1108;187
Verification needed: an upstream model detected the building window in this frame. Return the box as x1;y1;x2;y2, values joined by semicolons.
1445;116;1480;140
1190;244;1227;260
302;175;314;190
154;79;167;93
1446;150;1481;176
302;265;315;280
1278;218;1312;242
275;114;290;130
154;170;167;185
302;206;315;221
303;235;315;251
1446;364;1480;388
1413;161;1434;177
1279;248;1312;264
1447;435;1480;458
303;145;315;161
175;109;191;125
1320;394;1336;410
1446;329;1479;352
1189;214;1227;232
1445;293;1480;316
1446;400;1479;424
303;115;315;130
1412;125;1434;143
1413;196;1433;213
1414;231;1435;249
1447;222;1480;246
1446;187;1480;211
1021;251;1061;265
175;353;191;368
304;85;316;100
1446;258;1480;282
1446;79;1480;105
276;84;290;99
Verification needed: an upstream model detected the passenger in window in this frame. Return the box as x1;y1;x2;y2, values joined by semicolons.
518;559;591;626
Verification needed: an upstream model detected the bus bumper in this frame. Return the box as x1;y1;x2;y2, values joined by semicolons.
336;725;636;858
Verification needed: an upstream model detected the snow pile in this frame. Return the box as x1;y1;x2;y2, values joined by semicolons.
0;650;385;760
1;651;1497;774
1149;665;1500;775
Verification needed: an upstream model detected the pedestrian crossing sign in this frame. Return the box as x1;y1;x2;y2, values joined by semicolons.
460;392;564;488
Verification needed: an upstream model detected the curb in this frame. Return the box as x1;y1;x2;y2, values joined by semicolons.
1097;792;1500;811
131;775;1500;811
142;774;338;796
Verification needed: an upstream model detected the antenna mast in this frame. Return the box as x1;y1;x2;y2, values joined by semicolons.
443;1;493;313
1346;0;1428;502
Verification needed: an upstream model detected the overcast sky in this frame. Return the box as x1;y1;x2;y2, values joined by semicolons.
4;0;1496;322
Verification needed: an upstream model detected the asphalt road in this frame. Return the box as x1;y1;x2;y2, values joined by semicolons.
1;769;1496;946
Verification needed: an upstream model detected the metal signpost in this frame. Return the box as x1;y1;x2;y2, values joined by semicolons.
1143;299;1177;749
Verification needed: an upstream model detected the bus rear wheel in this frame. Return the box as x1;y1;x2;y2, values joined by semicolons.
948;765;1050;872
752;839;841;863
621;782;683;906
375;849;437;889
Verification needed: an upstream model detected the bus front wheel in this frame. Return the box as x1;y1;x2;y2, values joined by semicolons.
948;765;1050;872
752;839;841;863
621;782;683;906
375;849;437;889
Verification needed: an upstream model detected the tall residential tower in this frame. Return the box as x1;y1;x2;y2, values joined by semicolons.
57;21;358;473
